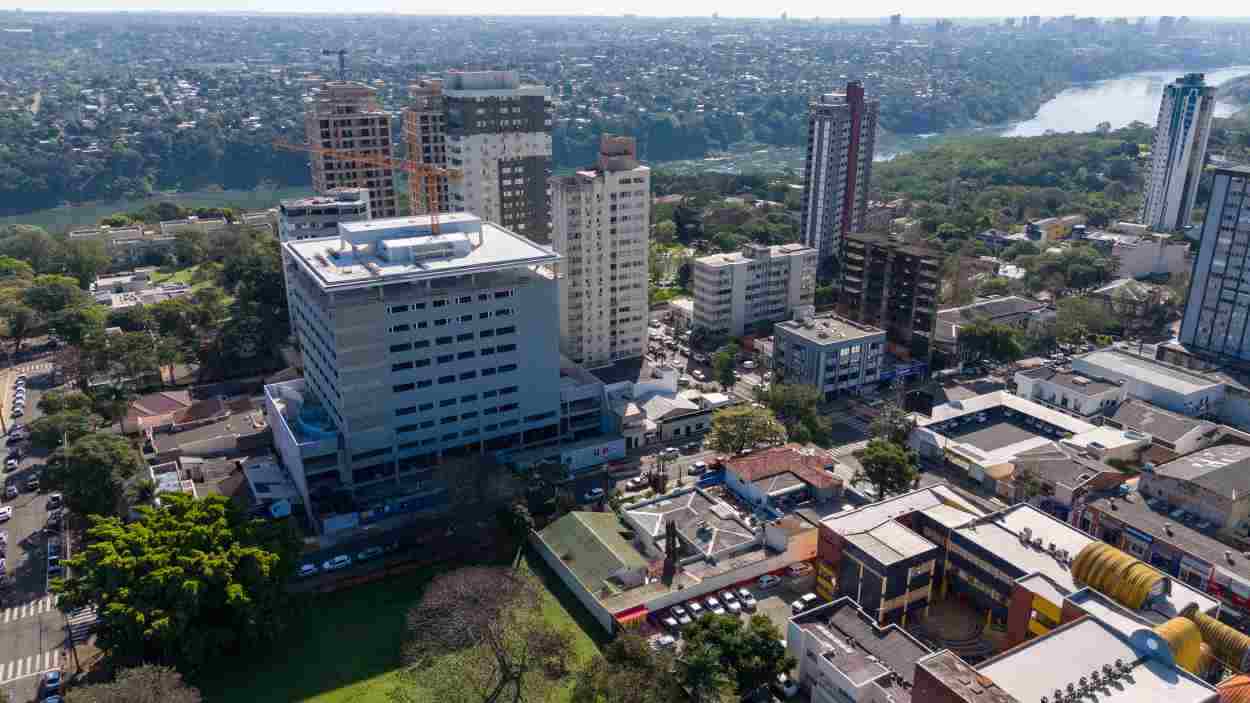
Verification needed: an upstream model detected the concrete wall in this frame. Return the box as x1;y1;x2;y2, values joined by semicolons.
529;529;617;633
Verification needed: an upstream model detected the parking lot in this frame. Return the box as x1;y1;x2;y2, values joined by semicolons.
649;571;822;651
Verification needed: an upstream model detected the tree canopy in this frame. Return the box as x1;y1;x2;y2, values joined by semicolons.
707;405;787;455
55;493;300;671
958;318;1026;364
44;432;145;517
682;614;795;699
758;383;830;445
571;633;680;703
856;439;919;500
64;664;201;703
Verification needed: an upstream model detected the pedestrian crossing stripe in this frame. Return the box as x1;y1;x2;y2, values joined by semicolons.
0;595;58;624
0;649;58;684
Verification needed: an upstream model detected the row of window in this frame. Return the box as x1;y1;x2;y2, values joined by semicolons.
389;326;517;354
390;344;518;373
390;363;521;394
386;289;514;314
387;310;513;334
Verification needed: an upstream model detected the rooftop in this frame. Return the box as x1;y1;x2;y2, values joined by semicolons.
1107;399;1216;444
774;313;884;346
938;295;1046;325
537;512;649;596
916;650;1015;703
694;242;813;267
624;488;758;559
284;213;558;291
975;615;1218;703
722;444;839;490
1018;365;1121;396
1154;443;1250;499
1013;442;1121;491
846;519;937;566
1075;349;1220;397
795;597;932;698
822;484;983;536
1086;491;1250;584
955;504;1094;594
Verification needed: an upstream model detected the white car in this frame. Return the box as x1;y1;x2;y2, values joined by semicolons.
0;507;12;522
688;461;708;475
742;360;756;370
687;601;704;618
321;554;352;572
791;593;820;614
626;475;649;491
737;588;758;611
656;634;677;649
297;563;318;578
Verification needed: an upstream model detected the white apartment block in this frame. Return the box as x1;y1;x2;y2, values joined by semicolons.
800;80;878;264
551;135;651;368
692;243;817;338
266;213;563;526
1141;73;1215;233
408;71;553;239
278;188;371;242
304;81;399;219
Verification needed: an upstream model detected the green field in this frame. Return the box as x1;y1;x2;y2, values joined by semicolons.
195;553;603;703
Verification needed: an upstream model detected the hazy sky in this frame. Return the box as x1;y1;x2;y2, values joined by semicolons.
6;2;1250;20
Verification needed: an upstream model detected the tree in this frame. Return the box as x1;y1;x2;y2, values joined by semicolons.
64;664;201;703
1055;296;1112;342
55;493;300;670
683;614;795;698
107;305;152;333
52;304;106;347
958;318;1025;364
571;633;680;703
679;641;733;703
23;274;88;318
45;433;144;518
0;299;37;356
395;566;573;703
0;225;62;274
1001;241;1040;261
855;439;918;500
37;389;95;416
712;343;739;389
0;256;34;281
654;220;678;244
870;402;916;445
63;239;110;289
759;383;829;445
707;405;787;455
29;411;99;451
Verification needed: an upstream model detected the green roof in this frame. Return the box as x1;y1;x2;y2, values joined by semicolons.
538;512;649;595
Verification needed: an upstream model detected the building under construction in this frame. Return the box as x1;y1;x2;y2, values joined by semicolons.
303;81;399;219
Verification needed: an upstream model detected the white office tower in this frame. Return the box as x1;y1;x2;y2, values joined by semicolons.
1141;73;1216;233
1180;166;1250;362
265;213;562;524
692;243;818;338
419;71;554;240
800;80;878;264
551;135;651;368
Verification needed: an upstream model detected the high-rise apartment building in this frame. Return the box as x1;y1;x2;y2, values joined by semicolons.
1180;166;1250;363
304;81;399;218
800;81;879;264
1141;73;1215;233
265;213;562;520
551;135;651;368
692;243;817;339
403;71;553;239
277;188;372;242
838;232;942;362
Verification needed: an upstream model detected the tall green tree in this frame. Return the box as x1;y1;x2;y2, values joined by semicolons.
45;433;144;518
958;318;1026;364
55;493;300;670
683;614;794;698
63;239;110;289
707;405;787;455
856;439;919;500
52;304;106;347
712;342;739;389
0;298;37;356
571;633;680;703
23;274;89;318
759;383;829;445
869;402;916;446
679;642;733;703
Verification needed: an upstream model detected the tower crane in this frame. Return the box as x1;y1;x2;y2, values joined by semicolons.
322;48;348;81
274;139;461;235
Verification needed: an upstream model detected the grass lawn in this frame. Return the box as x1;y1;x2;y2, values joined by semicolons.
149;266;199;285
195;552;603;703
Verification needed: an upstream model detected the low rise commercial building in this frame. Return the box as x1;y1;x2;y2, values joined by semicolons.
1014;364;1127;419
1026;214;1085;242
1079;229;1189;279
772;313;886;402
600;362;735;448
721;444;843;513
278;188;372;242
1137;443;1250;531
691;242;817;338
1103;398;1221;456
999;441;1129;520
933;296;1048;368
1071;348;1227;419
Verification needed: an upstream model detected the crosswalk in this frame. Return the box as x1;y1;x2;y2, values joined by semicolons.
66;606;97;644
0;595;59;624
14;362;52;376
0;649;59;684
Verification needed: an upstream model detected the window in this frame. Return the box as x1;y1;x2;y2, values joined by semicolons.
433;299;448;308
417;379;433;388
481;347;495;356
434;318;448;327
484;406;499;415
442;433;458;441
496;308;513;317
479;312;492;320
352;448;388;461
389;324;411;333
457;332;474;342
391;361;414;372
419;402;434;412
500;386;519;395
420;420;435;429
499;403;519;412
495;290;513;299
390;343;412;353
414;358;431;368
461;411;478;420
414;340;431;349
413;302;427;310
460;371;477;381
396;423;419;433
498;364;518;374
436;336;453;345
480;329;495;338
459;314;473;323
497;343;517;353
457;296;473;304
388;304;409;314
482;367;497;376
483;389;498;398
496;326;516;336
438;375;455;384
393;383;415;393
437;354;454;363
395;406;416;416
458;351;475;360
417;321;429;329
460;394;477;403
440;398;456;407
440;416;458;425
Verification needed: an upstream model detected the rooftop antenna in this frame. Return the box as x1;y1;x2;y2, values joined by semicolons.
322;48;348;81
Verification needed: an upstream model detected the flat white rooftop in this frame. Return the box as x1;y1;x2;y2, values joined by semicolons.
1076;349;1219;397
285;214;559;291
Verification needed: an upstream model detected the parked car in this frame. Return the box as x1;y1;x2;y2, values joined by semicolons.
0;507;11;522
322;554;352;572
722;591;742;614
25;475;39;492
691;369;706;381
662;615;680;631
737;588;757;611
357;546;384;562
47;493;62;510
298;563;318;578
681;442;700;454
583;487;606;503
3;459;16;472
705;595;725;615
742;360;756;370
687;601;704;618
786;562;813;578
654;634;677;650
2;486;15;501
790;593;820;614
41;669;62;696
10;409;22;418
671;605;692;626
688;461;708;475
758;574;781;590
625;475;649;491
660;447;680;460
775;672;799;698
